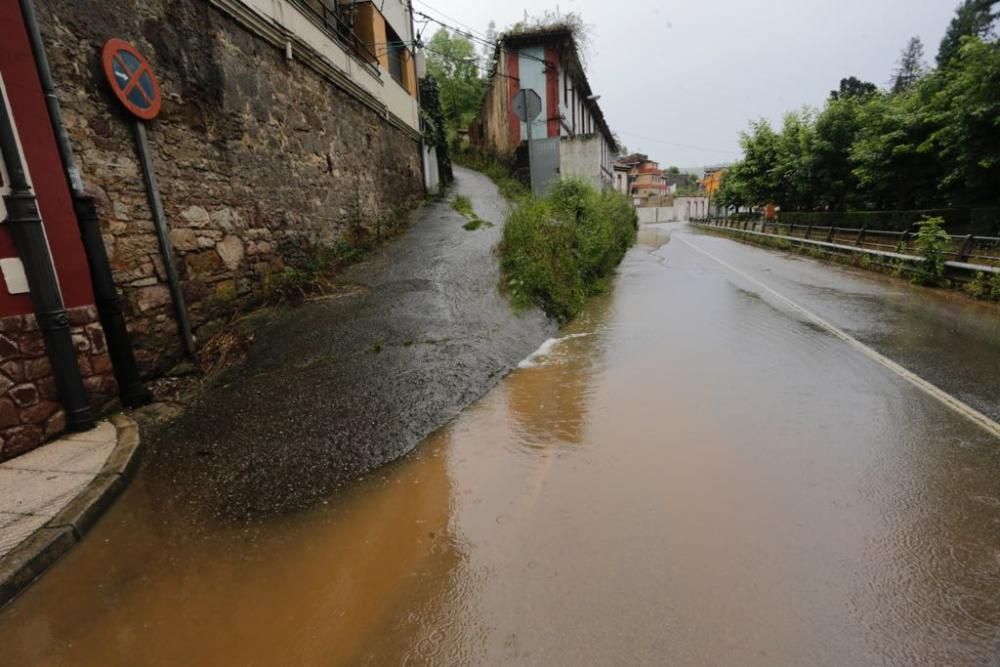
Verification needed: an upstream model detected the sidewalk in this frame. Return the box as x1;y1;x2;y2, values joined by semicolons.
0;414;141;606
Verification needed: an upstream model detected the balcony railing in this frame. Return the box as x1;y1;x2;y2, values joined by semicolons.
291;0;380;68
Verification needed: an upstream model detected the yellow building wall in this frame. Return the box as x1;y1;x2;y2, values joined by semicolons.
702;170;725;196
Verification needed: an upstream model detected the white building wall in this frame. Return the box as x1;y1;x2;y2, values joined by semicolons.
518;47;547;140
379;0;413;44
423;145;440;194
559;136;603;190
637;207;675;224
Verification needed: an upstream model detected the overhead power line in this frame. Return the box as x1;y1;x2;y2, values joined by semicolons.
413;0;490;40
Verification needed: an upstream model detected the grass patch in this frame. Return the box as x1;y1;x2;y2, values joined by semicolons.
501;178;637;322
452;195;475;217
264;239;371;304
452;194;494;231
463;219;492;231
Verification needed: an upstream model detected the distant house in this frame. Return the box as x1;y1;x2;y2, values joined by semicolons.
470;26;617;193
700;166;727;197
616;153;667;207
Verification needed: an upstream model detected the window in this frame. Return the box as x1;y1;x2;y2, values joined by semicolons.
386;25;404;86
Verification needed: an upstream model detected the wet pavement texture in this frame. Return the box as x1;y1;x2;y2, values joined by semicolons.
142;165;552;518
1;223;999;665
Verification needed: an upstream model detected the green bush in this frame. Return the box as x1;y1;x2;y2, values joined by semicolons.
912;217;950;287
500;178;637;321
964;272;989;298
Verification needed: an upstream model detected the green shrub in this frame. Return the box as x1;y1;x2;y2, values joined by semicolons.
500;178;637;321
990;273;1000;301
912;216;950;287
964;272;989;299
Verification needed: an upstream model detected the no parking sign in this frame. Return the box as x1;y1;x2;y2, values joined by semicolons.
101;38;162;120
99;37;194;356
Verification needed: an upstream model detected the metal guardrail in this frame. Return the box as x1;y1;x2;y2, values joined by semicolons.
702;218;1000;270
695;218;1000;276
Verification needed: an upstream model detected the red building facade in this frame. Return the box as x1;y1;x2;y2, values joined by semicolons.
0;1;116;460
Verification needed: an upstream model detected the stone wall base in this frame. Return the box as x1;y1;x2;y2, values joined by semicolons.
0;306;117;461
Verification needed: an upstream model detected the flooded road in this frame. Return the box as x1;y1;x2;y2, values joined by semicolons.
2;224;1000;665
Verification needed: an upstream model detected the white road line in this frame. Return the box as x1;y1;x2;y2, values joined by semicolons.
677;235;1000;440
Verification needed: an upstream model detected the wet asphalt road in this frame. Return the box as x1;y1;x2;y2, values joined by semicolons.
143;165;553;518
2;220;999;665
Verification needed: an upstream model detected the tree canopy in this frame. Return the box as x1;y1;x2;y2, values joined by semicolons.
937;0;998;66
425;29;487;133
718;7;1000;214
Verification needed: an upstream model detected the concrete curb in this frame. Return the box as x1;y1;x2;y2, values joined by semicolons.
0;413;142;607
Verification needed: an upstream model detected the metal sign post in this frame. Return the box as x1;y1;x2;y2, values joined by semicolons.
102;39;195;359
513;88;542;197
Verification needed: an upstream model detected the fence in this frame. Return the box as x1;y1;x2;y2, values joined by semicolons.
700;218;1000;272
777;207;1000;236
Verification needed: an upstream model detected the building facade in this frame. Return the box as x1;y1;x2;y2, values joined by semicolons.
470;27;617;192
616;153;668;207
0;1;118;460
0;0;428;458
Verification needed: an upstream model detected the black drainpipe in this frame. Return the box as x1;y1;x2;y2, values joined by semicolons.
0;88;95;432
19;0;151;407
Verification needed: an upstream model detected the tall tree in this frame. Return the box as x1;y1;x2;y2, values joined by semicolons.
425;29;486;132
892;37;926;93
734;119;781;207
813;95;866;209
774;109;818;211
937;0;999;67
924;37;1000;204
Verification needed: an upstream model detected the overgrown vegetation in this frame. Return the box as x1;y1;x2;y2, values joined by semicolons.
500;179;637;322
419;75;453;188
263;239;371;303
715;2;1000;214
963;271;1000;299
453;149;530;201
911;217;950;286
425;29;487;138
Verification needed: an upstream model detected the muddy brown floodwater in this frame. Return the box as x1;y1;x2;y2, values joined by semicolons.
2;224;1000;665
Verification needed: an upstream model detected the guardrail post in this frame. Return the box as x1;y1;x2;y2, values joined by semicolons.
789;222;795;236
855;226;867;247
804;225;813;240
957;234;975;262
826;226;836;243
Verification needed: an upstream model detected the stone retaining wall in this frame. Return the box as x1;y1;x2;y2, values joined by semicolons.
0;306;116;462
37;0;425;375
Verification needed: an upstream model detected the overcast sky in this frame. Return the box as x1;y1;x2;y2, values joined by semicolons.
414;0;960;169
